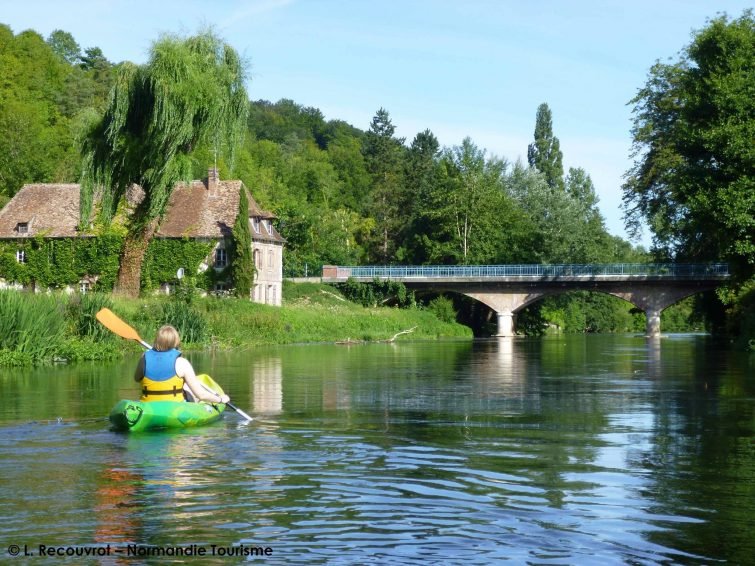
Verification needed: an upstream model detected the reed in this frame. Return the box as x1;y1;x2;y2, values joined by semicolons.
67;292;116;341
0;291;67;363
160;300;209;344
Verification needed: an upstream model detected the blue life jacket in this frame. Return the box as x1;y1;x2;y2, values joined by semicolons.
141;349;183;401
144;348;181;380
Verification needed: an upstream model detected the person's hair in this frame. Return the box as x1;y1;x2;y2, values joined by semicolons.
153;325;180;351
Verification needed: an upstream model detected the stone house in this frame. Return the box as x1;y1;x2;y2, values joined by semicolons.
0;168;285;305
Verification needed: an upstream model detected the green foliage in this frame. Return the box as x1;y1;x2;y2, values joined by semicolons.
46;30;81;64
160;300;209;344
336;278;415;308
362;108;406;262
66;292;115;340
527;103;564;191
435;138;513;264
140;238;214;291
518;292;644;335
0;235;221;295
79;29;249;296
661;297;706;332
56;338;122;362
231;187;254;297
0;235;123;289
623;10;755;276
80;29;249;224
0;290;66;363
0;25;113;200
0;22;744;339
724;277;755;348
427;295;457;323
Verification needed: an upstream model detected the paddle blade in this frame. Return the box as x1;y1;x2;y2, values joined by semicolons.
96;308;144;343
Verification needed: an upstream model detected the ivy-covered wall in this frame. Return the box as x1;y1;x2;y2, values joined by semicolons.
0;236;222;292
141;238;216;291
0;235;123;289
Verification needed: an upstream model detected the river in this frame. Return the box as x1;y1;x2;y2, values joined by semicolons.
0;335;753;564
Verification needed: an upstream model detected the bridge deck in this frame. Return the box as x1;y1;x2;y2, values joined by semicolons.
322;263;730;282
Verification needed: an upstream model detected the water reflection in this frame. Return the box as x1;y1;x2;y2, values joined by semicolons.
252;357;283;414
0;336;752;564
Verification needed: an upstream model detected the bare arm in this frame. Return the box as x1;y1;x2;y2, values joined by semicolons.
176;357;230;404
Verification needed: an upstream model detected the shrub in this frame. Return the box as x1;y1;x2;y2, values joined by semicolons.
428;295;457;323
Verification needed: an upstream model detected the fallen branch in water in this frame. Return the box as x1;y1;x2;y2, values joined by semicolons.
384;326;417;343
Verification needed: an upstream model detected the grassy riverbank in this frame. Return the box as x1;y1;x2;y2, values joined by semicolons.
0;282;472;366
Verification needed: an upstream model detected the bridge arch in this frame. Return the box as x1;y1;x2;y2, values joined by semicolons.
460;286;711;336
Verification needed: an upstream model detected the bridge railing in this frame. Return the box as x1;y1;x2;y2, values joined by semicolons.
327;263;730;279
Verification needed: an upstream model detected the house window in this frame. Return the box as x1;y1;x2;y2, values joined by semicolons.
79;281;89;294
254;249;262;269
16;223;28;235
215;248;228;268
268;250;274;268
252;217;261;233
16;250;26;263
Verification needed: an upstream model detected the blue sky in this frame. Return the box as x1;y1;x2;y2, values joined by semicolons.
3;0;752;246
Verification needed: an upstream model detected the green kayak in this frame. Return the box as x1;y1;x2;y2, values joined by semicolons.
109;374;226;432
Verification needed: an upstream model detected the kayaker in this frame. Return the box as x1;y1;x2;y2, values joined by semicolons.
134;325;230;404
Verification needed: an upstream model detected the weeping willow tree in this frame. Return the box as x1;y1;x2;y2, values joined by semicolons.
80;30;248;297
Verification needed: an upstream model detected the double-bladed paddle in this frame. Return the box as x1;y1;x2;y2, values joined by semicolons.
95;307;253;422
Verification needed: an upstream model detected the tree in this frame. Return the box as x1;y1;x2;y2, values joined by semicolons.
527;103;564;191
80;30;249;297
508;162;612;263
403;129;441;262
231;187;254;298
47;30;81;65
362;108;406;263
436;138;509;264
622;10;754;277
0;27;74;198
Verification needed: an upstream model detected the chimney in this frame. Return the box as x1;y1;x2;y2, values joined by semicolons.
207;167;220;196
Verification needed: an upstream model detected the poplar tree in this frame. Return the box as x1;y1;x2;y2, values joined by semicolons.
527;103;564;191
80;30;248;297
231;187;254;298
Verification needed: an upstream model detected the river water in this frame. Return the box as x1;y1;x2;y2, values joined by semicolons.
0;335;753;564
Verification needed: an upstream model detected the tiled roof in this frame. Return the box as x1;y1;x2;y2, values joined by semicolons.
0;184;81;238
0;178;285;244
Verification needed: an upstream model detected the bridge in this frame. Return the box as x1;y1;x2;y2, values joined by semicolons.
321;263;730;337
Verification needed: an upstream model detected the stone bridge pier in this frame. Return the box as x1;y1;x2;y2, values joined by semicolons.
464;282;717;337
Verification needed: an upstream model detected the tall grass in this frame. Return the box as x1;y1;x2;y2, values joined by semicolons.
0;291;67;363
0;283;472;366
160;300;208;344
67;292;116;341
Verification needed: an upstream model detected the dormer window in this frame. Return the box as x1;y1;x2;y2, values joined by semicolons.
16;222;28;235
252;217;261;233
262;219;271;234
